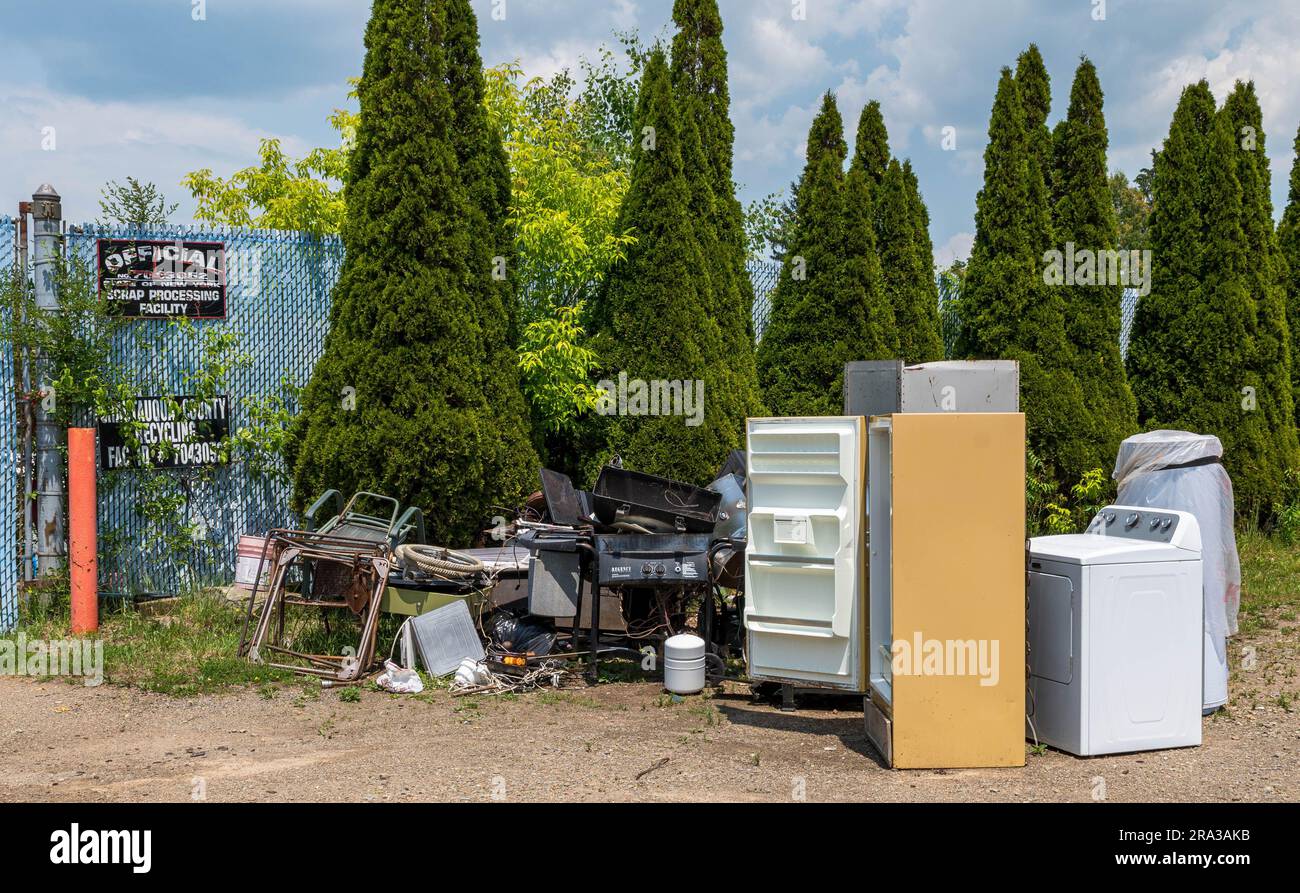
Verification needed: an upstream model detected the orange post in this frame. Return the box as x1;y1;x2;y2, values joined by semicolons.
69;427;98;635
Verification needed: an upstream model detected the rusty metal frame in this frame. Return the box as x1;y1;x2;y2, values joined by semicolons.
240;528;391;682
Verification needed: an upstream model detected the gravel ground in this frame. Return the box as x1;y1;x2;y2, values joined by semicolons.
2;619;1297;803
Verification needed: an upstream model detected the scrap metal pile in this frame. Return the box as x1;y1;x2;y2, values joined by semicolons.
239;458;748;693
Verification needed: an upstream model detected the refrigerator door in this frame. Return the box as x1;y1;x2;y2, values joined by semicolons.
885;412;1026;768
744;417;866;690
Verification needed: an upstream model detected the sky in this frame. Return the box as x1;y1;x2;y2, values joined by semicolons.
3;0;1300;267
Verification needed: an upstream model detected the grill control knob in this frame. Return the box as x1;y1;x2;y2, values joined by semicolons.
654;563;666;577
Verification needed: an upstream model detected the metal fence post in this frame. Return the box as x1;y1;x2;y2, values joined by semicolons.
31;184;64;577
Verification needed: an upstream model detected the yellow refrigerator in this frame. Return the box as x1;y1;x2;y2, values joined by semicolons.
864;412;1026;769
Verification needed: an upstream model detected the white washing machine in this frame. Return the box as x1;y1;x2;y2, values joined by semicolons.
1027;506;1203;756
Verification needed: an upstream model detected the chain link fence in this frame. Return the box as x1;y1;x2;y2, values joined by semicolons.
61;224;342;597
748;259;780;339
0;217;17;629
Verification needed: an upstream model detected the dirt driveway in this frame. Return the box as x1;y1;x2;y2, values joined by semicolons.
2;662;1296;803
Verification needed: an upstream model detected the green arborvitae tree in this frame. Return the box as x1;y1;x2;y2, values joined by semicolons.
671;0;763;376
843;101;898;361
877;160;940;363
584;48;746;483
1277;121;1300;420
957;67;1090;483
901;160;944;361
852;100;891;190
442;0;529;436
757;93;852;415
849;101;940;364
1222;82;1299;510
287;0;538;543
1049;57;1138;472
1127;80;1289;518
843;157;898;362
1016;44;1055;252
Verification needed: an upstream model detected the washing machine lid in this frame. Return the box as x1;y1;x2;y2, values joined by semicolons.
1029;534;1200;565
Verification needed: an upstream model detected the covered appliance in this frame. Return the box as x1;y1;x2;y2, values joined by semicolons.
744;417;866;692
864;412;1026;768
1113;431;1240;713
1028;506;1203;755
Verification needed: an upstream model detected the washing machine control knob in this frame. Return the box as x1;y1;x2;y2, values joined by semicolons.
1125;512;1140;529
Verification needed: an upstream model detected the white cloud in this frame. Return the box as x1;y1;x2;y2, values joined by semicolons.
0;86;307;224
732;16;836;96
934;231;973;268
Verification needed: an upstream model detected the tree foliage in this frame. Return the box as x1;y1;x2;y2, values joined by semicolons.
286;0;537;543
584;48;747;483
671;0;762;399
183;88;356;236
852;100;891;189
1108;171;1151;252
484;62;637;322
956;66;1090;484
1222;81;1298;513
1277;121;1300;421
1127;80;1297;518
1049;56;1138;473
759;92;868;413
98;178;178;227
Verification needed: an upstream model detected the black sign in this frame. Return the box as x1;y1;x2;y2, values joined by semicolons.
98;396;230;470
97;239;227;318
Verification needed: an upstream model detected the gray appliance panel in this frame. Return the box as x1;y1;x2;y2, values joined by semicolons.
844;360;1020;416
528;550;583;617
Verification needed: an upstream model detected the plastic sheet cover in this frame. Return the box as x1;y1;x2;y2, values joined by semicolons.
1113;431;1241;660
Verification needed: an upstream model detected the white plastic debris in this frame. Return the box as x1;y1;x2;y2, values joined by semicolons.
453;658;490;688
376;660;424;694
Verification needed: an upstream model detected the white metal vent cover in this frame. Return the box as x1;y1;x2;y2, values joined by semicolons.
410;599;485;677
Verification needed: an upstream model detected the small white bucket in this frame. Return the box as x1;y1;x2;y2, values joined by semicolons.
234;535;270;590
664;634;707;694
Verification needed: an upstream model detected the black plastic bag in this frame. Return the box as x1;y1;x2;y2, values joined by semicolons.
486;610;556;657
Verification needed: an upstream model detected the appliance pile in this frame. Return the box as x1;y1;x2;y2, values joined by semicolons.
238;458;746;693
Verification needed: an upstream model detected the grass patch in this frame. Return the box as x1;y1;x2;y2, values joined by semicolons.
1236;530;1300;637
5;587;409;697
535;691;603;709
8;589;291;695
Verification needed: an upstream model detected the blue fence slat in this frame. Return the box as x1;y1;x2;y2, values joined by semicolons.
0;217;17;629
